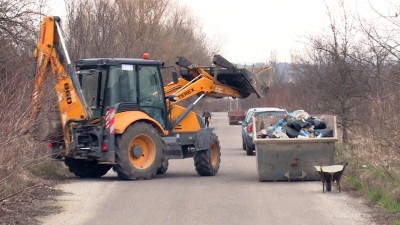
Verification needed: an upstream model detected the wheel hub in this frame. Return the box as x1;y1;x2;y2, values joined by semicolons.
132;145;143;158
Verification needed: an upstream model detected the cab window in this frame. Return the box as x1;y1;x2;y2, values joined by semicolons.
105;65;137;106
138;65;166;127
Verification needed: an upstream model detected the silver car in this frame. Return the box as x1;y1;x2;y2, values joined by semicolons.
241;107;288;155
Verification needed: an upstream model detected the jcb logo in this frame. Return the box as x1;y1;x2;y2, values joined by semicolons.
178;88;194;99
64;83;72;104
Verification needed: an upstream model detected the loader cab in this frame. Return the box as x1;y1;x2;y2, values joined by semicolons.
76;58;167;128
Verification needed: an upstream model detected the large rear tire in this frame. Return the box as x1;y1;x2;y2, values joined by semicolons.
114;122;162;180
194;133;221;176
64;158;112;178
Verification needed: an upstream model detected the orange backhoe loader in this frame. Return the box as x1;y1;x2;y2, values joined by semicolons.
31;16;265;179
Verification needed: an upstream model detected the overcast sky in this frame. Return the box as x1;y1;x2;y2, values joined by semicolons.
50;0;392;63
176;0;329;63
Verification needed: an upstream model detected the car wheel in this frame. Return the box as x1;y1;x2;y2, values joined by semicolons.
246;143;254;156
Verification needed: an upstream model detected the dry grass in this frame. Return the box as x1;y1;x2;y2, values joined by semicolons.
338;136;400;216
0;70;71;200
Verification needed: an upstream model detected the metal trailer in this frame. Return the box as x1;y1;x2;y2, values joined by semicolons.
228;110;246;125
253;115;338;182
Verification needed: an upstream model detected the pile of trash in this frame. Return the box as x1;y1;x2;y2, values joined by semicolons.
258;110;334;139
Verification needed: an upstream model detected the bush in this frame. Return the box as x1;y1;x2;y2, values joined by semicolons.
30;161;72;180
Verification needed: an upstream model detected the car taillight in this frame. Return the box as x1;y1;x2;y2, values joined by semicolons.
247;123;253;133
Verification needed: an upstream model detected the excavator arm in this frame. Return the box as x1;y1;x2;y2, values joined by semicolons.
29;16;92;150
32;16;92;127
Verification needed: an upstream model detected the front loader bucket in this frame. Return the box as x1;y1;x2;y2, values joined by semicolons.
177;55;268;98
212;55;267;98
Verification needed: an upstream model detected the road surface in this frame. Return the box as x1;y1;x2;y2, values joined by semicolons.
40;112;374;225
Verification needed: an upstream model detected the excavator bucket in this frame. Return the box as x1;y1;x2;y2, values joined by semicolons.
177;55;268;98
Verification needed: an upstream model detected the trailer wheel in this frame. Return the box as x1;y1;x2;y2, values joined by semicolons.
114;122;162;180
64;158;111;178
156;158;169;175
326;181;332;192
194;133;221;176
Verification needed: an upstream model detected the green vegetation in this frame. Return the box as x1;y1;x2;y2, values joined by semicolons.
345;175;363;191
31;161;72;180
345;166;400;215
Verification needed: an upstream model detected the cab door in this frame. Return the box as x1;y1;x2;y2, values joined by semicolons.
137;65;167;128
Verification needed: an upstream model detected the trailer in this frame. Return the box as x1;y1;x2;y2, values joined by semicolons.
252;115;338;181
228;110;246;125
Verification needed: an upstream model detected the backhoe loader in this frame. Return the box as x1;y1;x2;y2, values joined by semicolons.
31;16;265;180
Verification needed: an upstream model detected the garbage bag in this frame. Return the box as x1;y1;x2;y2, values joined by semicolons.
288;121;302;132
288;120;312;132
311;119;326;129
286;126;300;138
314;129;333;138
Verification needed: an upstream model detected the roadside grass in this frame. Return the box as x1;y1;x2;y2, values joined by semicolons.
365;187;400;212
343;164;400;224
345;170;400;211
30;160;72;180
337;141;400;224
346;175;363;190
0;137;72;201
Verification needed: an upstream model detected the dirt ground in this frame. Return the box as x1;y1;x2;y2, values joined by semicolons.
0;180;62;225
0;178;398;225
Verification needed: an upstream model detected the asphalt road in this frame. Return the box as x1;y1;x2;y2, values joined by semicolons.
40;112;374;225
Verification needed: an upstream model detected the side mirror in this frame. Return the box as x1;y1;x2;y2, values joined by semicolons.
172;71;178;84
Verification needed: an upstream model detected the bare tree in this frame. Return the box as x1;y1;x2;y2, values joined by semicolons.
347;1;400;174
64;0;215;67
0;0;54;198
0;0;43;42
292;2;370;142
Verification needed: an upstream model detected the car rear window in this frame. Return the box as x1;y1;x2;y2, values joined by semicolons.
254;111;287;117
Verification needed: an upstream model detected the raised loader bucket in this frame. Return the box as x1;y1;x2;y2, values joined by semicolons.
177;55;268;98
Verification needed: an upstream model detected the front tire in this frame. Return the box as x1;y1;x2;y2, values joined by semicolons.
156;158;169;175
64;158;112;178
194;133;221;176
114;122;162;180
